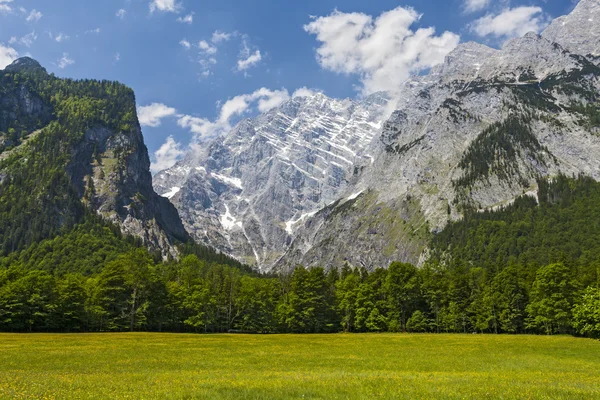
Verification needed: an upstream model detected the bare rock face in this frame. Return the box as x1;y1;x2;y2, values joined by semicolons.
157;0;600;271
68;122;189;259
542;0;600;58
154;93;390;268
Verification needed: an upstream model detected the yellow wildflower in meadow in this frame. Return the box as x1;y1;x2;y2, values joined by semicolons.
0;333;598;399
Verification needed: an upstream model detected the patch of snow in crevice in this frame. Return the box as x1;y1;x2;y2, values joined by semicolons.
220;204;243;230
211;173;243;190
347;190;364;201
161;187;181;199
285;210;318;235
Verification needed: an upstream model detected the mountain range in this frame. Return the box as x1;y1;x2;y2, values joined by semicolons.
153;0;600;271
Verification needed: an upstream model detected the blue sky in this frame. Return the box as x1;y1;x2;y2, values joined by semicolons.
0;0;577;172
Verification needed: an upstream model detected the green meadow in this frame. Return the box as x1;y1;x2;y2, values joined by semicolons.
0;333;598;399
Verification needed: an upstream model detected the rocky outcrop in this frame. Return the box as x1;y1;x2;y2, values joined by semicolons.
542;0;600;57
0;58;188;258
69;123;189;258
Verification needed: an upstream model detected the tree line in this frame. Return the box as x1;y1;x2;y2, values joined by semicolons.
0;250;598;338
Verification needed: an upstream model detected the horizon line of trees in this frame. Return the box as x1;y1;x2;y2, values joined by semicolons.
0;250;598;338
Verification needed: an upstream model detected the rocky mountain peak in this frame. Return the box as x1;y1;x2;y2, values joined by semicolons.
542;0;600;57
154;90;389;268
430;41;498;82
3;57;47;74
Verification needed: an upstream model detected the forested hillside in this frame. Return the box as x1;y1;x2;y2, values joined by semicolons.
0;176;598;338
0;57;188;258
0;58;248;329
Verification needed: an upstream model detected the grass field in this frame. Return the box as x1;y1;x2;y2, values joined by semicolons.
0;333;599;399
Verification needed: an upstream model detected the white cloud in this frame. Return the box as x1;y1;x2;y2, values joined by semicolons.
212;31;232;44
0;44;18;69
137;103;177;127
304;6;460;94
237;50;261;71
26;9;42;22
470;7;550;39
57;53;74;69
55;33;69;42
149;0;180;13
177;13;193;24
9;31;37;47
114;52;120;62
0;0;13;14
177;88;290;140
292;87;320;98
180;39;191;49
116;9;126;19
151;136;185;173
85;28;101;35
236;36;262;72
198;57;217;77
463;0;490;14
199;40;217;54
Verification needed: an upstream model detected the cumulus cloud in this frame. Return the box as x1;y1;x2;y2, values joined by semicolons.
463;0;491;14
470;7;550;39
85;28;101;35
137;103;177;127
145;89;292;170
178;88;290;140
292;87;321;98
116;9;126;19
26;9;42;22
0;0;13;14
212;31;232;44
199;40;217;54
237;50;261;71
0;44;18;69
304;6;460;94
57;53;74;69
9;32;37;47
236;36;262;73
180;39;191;49
177;13;193;24
151;136;185;173
149;0;180;13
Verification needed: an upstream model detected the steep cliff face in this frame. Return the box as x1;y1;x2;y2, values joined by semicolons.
154;92;389;267
0;58;188;258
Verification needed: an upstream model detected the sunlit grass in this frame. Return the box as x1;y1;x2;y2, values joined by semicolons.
0;333;598;399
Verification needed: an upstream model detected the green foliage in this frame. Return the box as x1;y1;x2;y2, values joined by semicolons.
406;310;429;332
573;286;600;339
567;102;600;131
0;67;138;256
435;175;600;273
526;263;576;334
454;116;550;189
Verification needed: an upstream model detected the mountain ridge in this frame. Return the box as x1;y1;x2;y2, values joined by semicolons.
155;0;600;271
